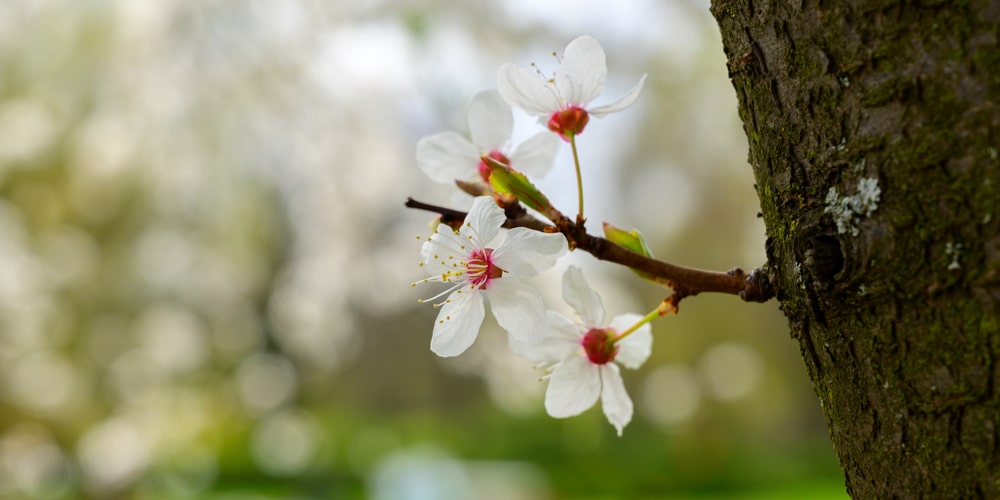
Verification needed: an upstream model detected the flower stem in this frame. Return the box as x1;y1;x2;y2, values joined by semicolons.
569;133;584;223
614;300;677;343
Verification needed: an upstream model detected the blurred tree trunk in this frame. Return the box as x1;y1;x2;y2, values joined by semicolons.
710;1;1000;498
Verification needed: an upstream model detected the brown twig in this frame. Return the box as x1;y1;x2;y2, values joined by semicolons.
404;197;774;303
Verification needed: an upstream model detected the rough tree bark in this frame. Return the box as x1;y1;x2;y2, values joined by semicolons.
710;1;999;498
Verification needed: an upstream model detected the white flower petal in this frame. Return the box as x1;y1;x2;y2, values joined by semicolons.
545;355;600;418
430;290;486;357
467;89;513;152
491;228;567;276
461;196;506;247
599;364;633;436
421;223;468;275
497;63;561;116
561;266;605;327
416;131;480;184
554;35;607;106
509;132;560;178
510;310;582;362
609;313;653;370
587;74;647;118
487;277;546;345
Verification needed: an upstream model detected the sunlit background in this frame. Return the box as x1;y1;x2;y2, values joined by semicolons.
0;0;847;498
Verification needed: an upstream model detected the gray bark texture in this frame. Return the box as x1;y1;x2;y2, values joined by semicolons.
710;1;1000;498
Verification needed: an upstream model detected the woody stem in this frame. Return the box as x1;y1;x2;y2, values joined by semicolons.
404;197;775;304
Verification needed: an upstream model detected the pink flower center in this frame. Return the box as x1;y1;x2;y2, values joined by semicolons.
547;106;590;141
478;150;511;183
467;248;504;289
581;327;618;365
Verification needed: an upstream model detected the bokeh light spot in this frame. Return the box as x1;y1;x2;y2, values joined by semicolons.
250;409;321;476
236;352;298;414
77;417;152;494
697;342;764;401
641;364;701;427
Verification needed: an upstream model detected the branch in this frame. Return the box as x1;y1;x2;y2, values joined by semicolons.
404;197;775;303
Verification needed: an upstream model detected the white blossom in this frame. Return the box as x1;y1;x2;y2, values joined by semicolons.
515;266;652;435
497;36;646;139
414;197;567;357
416;89;560;185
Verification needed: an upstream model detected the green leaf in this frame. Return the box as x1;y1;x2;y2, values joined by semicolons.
483;156;554;216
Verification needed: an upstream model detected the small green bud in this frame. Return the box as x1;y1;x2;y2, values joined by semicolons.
602;223;671;288
602;223;653;258
483;155;555;218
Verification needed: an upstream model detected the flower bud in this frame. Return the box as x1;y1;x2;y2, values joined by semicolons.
478;150;511;183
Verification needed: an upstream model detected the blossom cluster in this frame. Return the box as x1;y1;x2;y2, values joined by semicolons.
412;36;653;435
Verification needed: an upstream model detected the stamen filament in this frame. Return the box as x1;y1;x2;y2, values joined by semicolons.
463;218;493;249
417;281;464;305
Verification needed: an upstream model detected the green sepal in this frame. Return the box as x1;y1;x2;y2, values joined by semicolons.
483;156;553;215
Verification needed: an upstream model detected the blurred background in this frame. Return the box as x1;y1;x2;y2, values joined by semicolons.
0;0;846;498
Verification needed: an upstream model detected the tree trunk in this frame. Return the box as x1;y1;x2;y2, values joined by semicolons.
710;1;1000;497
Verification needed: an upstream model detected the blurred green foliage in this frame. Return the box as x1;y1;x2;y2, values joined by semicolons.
0;0;845;498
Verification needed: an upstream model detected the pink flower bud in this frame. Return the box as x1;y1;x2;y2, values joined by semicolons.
477;150;511;183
